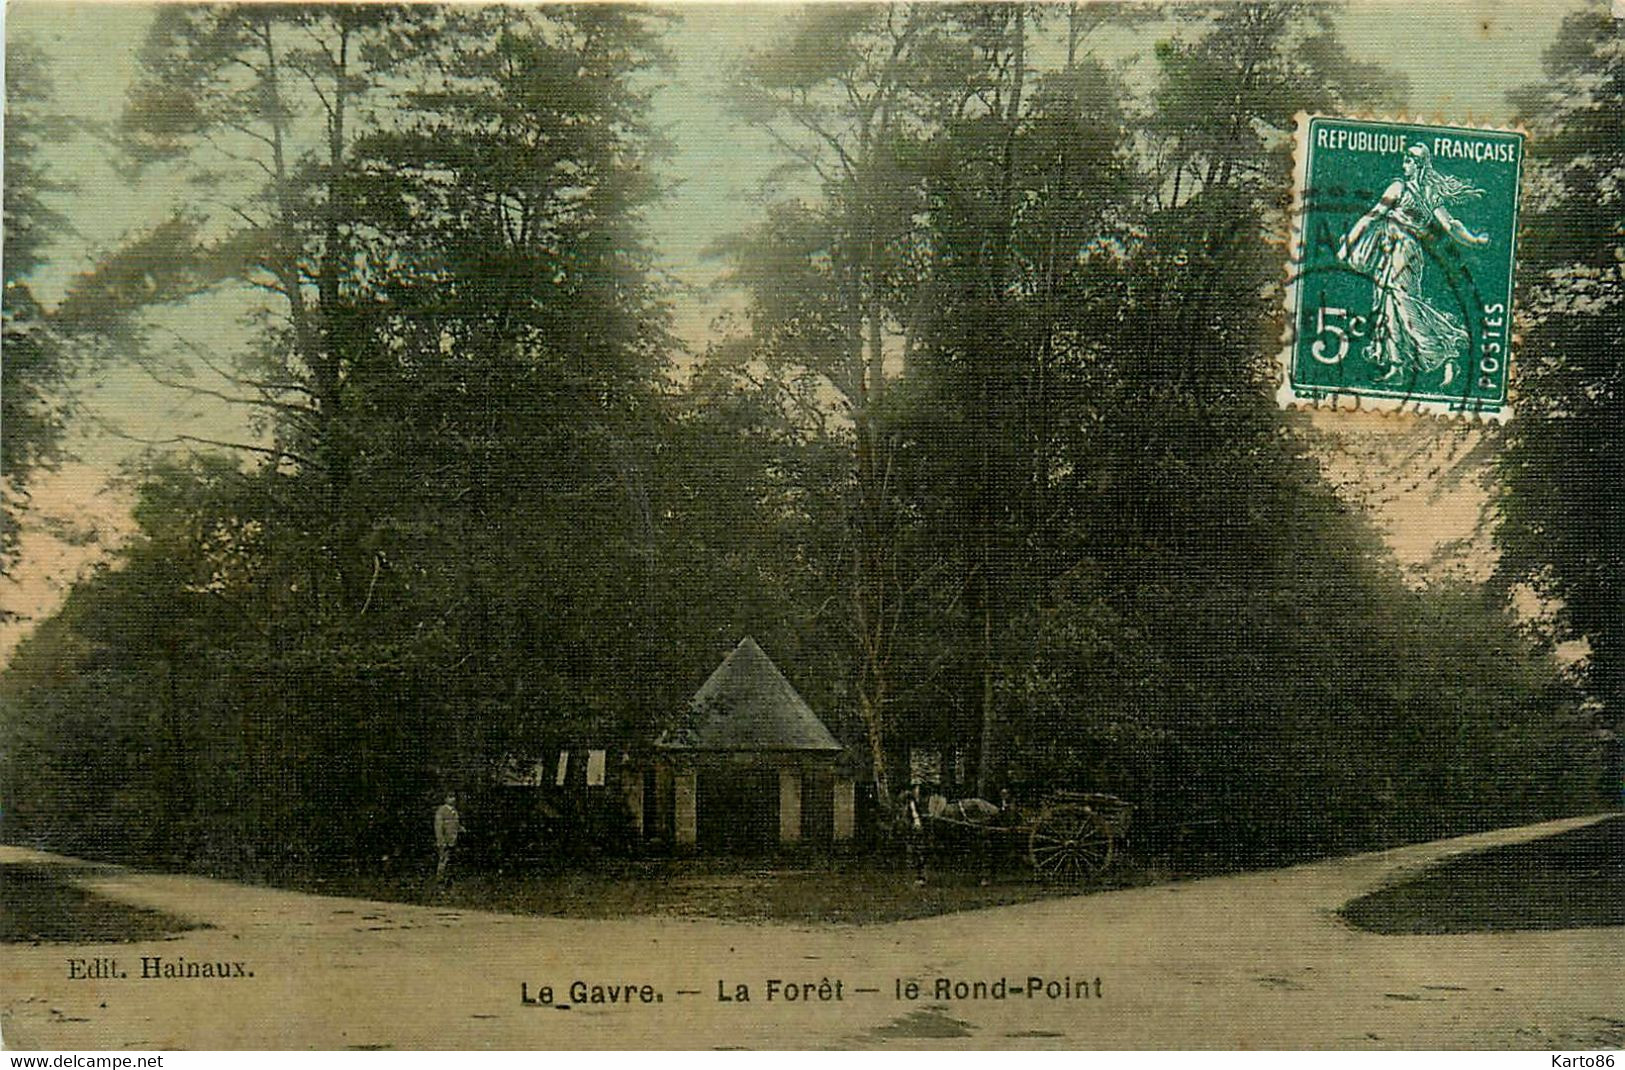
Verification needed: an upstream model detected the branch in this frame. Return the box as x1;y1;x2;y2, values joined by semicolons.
199;132;279;181
294;55;336;124
202;197;270;232
148;325;320;400
783;96;856;179
358;552;381;615
96;418;319;469
224;54;269;79
137;365;321;427
216;117;279;151
757;122;839;187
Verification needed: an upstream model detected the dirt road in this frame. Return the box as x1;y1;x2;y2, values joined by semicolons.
3;814;1621;1050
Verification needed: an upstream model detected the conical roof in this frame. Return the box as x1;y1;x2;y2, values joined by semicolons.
656;637;841;752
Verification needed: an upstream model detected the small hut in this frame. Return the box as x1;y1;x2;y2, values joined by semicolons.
650;637;854;850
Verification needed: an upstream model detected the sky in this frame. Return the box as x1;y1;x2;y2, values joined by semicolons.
0;0;1601;662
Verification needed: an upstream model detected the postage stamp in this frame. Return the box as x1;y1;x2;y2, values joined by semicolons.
1280;115;1525;419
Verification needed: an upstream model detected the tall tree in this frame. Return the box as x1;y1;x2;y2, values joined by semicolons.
1497;10;1624;776
111;6;440;609
1;39;76;578
725;4;956;803
53;3;682;842
897;4;1142;793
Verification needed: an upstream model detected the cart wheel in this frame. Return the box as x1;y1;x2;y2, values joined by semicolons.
1027;804;1114;882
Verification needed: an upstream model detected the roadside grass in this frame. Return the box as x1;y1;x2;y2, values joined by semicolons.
0;863;202;944
264;846;1176;925
13;816;1613;932
1340;814;1624;934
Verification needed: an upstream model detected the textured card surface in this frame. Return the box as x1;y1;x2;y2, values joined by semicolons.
2;1;1620;1054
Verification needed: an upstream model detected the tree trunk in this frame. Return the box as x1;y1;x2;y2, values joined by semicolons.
847;231;893;809
977;6;1026;798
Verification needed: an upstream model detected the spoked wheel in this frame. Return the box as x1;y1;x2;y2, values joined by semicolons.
1027;804;1114;882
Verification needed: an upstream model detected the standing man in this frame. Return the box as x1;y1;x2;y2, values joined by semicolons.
902;783;927;888
434;793;463;883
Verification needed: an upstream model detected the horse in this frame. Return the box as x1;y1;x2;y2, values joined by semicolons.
927;794;1001;824
917;794;1015;884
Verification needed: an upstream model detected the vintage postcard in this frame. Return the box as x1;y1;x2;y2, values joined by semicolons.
2;0;1621;1054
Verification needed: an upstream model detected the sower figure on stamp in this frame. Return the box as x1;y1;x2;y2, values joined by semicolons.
434;793;463;884
1336;143;1489;386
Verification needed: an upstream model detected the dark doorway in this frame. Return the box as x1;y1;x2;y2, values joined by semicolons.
698;768;777;851
802;771;834;845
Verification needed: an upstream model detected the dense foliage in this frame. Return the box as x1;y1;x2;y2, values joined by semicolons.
2;41;76;579
0;3;1609;874
1496;10;1624;786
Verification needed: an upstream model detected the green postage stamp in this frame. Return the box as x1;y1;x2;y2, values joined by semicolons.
1281;116;1525;418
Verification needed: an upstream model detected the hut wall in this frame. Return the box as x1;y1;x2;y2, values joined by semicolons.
650;753;846;852
654;765;673;841
833;778;855;841
778;770;802;844
674;769;697;846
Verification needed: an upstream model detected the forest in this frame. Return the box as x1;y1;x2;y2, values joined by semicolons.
1;3;1619;874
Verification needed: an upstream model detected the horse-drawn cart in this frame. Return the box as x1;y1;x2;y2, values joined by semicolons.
920;790;1133;883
